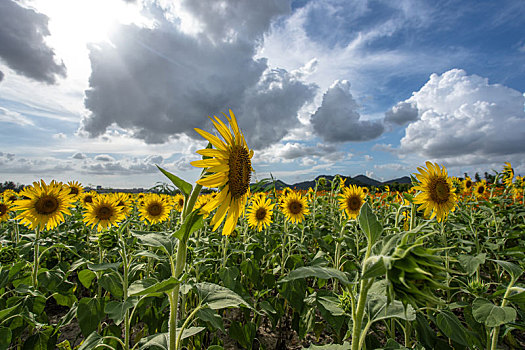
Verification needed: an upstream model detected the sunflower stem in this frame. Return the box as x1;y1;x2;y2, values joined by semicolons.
32;227;40;289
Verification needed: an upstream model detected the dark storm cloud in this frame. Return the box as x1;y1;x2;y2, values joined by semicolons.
0;0;66;84
80;1;315;150
310;80;384;142
385;101;419;126
0;71;4;82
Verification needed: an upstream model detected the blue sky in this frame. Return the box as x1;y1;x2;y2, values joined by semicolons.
0;0;524;188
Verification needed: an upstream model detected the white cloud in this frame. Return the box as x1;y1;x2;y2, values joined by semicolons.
52;132;67;139
398;69;525;164
94;154;115;162
0;107;34;126
310;80;384;142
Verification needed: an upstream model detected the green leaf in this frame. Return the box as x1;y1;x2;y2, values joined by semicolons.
56;303;78;330
128;277;179;296
279;266;351;286
105;298;139;325
78;269;97;289
492;260;523;282
0;327;12;350
77;297;104;337
196;307;224;332
506;288;525;310
367;295;416;323
194;282;254;311
359;201;383;245
361;255;389;280
53;293;77;308
229;321;256;349
458;253;486;276
22;329;51;350
87;262;120;272
173;209;204;242
131;231;175;255
0;303;20;323
303;343;351;349
436;310;470;347
472;298;517;327
157;165;193;198
317;296;346;317
138;328;206;349
77;332;103;350
99;272;124;299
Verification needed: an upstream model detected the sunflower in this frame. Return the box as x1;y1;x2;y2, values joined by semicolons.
0;200;11;222
81;191;97;206
502;162;514;188
280;191;309;224
338;185;366;219
139;194;171;224
14;180;75;230
173;194;185;212
462;176;473;193
83;194;125;232
2;189;18;204
413;162;457;222
247;196;275;232
361;187;369;196
474;181;487;199
67;181;84;200
191;110;254;236
112;192;133;217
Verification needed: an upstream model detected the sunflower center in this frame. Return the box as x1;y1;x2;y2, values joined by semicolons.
228;145;251;199
288;200;303;215
465;180;472;189
69;188;79;195
347;196;362;211
0;204;7;215
178;199;184;207
84;195;93;203
35;196;59;215
477;186;485;194
430;179;450;203
148;203;162;217
96;206;113;220
255;207;267;221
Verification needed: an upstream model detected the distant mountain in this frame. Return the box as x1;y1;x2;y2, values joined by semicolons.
382;176;411;185
259;174;409;191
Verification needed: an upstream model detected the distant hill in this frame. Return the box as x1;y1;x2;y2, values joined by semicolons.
260;174;411;191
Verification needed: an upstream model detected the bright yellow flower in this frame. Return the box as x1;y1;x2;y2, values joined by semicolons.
502;162;514;188
462;176;473;193
112;192;133;217
280;191;309;224
139;194;171;224
413;162;457;222
66;181;84;200
191;110;254;236
0;200;11;222
81;191;97;207
14;180;75;230
247;197;275;232
473;180;487;199
83;194;125;232
2;189;18;204
338;185;366;219
173;194;185;212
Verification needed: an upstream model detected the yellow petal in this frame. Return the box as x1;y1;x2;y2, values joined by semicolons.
194;128;227;151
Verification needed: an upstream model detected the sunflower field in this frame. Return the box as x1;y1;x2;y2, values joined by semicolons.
0;111;524;350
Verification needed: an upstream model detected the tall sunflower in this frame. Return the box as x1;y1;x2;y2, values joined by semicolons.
191;110;253;236
112;192;133;217
473;181;487;199
0;200;11;222
67;181;84;201
462;176;473;193
247;197;275;232
502;162;514;188
139;194;171;224
2;189;18;204
413;162;457;222
83;194;125;232
14;180;75;230
280;191;309;224
173;194;185;213
81;191;97;206
338;185;366;219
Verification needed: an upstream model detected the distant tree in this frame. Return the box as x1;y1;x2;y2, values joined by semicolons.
474;172;481;182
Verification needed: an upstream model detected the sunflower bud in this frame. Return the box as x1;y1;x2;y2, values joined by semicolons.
317;177;327;187
386;234;447;307
98;231;118;250
0;246;18;265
